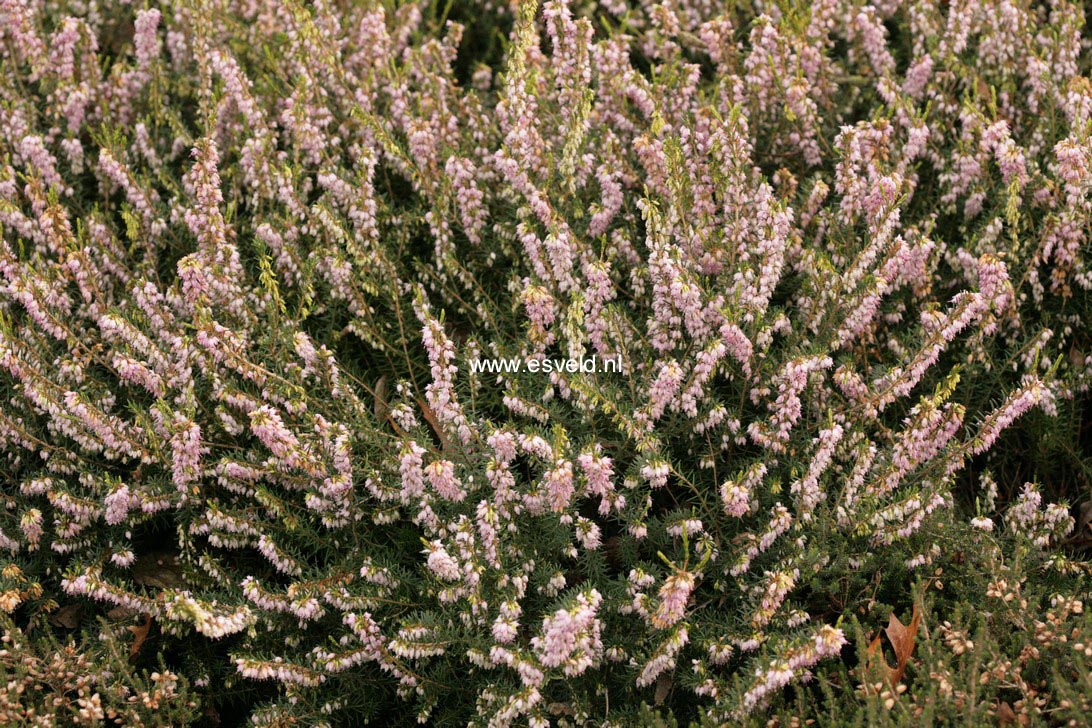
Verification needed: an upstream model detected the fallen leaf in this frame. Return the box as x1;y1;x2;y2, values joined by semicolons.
976;75;992;102
202;705;222;728
1068;342;1085;371
132;551;186;590
128;614;153;660
49;604;82;629
415;396;451;451
373;375;389;422
997;701;1017;725
546;702;576;717
865;632;887;681
866;604;923;686
107;605;139;621
602;535;623;569
654;673;673;705
885;603;922;684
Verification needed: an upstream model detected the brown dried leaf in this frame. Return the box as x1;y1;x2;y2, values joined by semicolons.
415;396;451;451
866;604;923;686
107;605;139;621
602;535;623;569
654;673;673;705
976;75;992;101
885;603;922;684
132;551;186;590
373;375;390;422
865;632;888;682
128;615;153;660
997;701;1018;725
546;703;576;717
49;604;82;629
1069;342;1086;371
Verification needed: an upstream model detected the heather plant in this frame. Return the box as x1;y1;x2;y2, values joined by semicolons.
0;610;199;727
767;479;1091;727
0;0;1089;726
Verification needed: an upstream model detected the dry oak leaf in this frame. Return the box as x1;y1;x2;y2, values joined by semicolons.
132;550;186;590
128;614;154;660
49;604;82;629
866;603;923;685
996;701;1018;725
654;673;674;705
415;396;453;452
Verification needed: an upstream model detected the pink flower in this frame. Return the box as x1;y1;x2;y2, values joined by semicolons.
578;448;618;515
416;302;473;445
424;541;461;582
647;360;684;421
532;589;603;676
651;570;696;629
544;460;574;512
171;418;203;492
974;377;1052;455
399;442;427;501
425;459;465;502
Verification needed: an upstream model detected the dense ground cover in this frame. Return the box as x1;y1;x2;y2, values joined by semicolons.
0;0;1090;725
